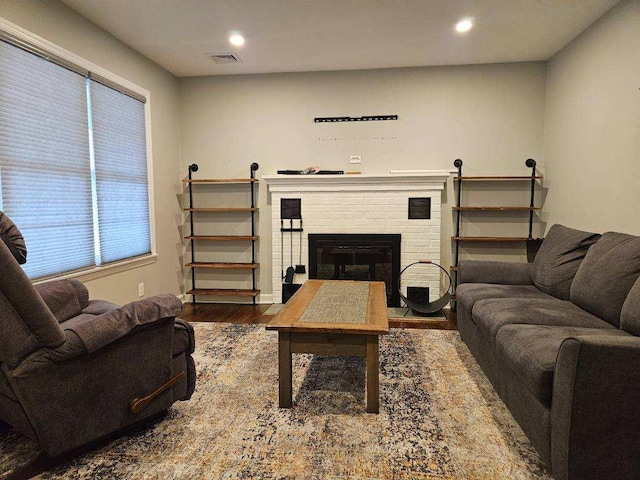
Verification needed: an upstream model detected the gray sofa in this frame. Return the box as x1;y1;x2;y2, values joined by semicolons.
0;212;196;459
456;224;640;480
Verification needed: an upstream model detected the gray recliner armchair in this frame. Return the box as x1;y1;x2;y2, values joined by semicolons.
0;212;195;458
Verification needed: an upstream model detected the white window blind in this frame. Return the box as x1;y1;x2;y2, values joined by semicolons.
0;35;152;280
90;80;150;264
0;40;95;278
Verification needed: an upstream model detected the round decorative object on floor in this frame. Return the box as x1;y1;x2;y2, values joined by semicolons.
398;260;452;315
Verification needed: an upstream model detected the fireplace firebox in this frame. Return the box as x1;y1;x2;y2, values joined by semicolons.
308;233;401;307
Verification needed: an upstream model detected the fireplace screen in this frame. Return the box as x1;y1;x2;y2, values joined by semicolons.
308;234;401;307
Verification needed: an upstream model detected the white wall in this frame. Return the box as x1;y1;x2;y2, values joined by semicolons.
0;0;184;304
179;63;547;299
543;0;640;235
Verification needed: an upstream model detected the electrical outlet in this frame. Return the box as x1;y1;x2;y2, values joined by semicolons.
138;283;144;297
349;155;362;164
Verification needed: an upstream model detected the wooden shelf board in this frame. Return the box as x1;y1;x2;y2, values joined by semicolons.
453;206;540;211
452;236;529;242
183;178;258;184
186;262;260;269
187;288;260;297
185;235;259;241
454;176;542;181
184;207;258;212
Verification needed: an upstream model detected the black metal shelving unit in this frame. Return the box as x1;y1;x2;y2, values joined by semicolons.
451;158;542;310
184;162;260;306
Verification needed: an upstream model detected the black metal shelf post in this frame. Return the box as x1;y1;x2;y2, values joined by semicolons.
453;159;463;276
452;159;463;312
250;162;259;305
526;158;537;240
188;163;198;307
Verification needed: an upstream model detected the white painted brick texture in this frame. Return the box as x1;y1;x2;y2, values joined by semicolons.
267;175;448;304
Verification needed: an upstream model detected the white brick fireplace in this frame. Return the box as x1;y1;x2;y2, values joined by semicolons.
264;172;451;304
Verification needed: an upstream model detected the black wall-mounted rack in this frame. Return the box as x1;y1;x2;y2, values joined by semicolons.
314;115;398;123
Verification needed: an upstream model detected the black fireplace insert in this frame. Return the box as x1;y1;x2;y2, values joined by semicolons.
308;233;401;307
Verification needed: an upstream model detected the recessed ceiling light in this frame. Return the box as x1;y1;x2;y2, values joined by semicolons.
455;18;473;33
229;34;245;46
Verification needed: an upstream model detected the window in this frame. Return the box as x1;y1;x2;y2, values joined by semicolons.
0;28;152;280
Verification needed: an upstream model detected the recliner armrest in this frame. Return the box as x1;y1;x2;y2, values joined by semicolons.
68;293;183;353
12;294;183;375
551;335;640;480
458;260;532;285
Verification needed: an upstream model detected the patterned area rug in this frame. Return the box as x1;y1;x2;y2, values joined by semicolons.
0;323;551;479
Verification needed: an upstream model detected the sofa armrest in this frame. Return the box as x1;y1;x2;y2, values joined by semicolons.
13;294;183;374
458;260;532;285
551;335;640;480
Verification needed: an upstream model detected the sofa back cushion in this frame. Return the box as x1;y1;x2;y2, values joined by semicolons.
620;278;640;335
531;224;601;300
571;232;640;327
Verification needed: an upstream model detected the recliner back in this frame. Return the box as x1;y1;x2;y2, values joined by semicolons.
0;240;65;368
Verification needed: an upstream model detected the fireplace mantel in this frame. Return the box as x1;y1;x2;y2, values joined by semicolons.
263;170;452;192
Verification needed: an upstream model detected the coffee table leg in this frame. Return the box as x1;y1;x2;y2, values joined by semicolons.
366;335;379;413
278;331;293;408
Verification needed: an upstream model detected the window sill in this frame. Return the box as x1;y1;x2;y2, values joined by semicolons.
33;254;158;285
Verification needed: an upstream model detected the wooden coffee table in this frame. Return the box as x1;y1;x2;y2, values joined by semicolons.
266;279;389;413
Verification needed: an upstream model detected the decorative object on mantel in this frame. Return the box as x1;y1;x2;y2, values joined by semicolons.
314;115;398;123
277;169;344;175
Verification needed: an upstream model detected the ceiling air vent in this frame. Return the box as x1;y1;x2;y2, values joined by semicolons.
207;53;242;64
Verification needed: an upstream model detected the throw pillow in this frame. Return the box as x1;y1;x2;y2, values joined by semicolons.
571;232;640;327
531;224;601;300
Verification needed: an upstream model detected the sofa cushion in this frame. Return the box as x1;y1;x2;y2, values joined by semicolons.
496;325;631;405
571;232;640;327
531;224;601;300
620;278;640;336
0;212;26;265
473;298;615;344
456;283;552;313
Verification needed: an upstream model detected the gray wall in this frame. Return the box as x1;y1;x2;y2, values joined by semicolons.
543;0;640;235
0;0;184;304
6;0;634;303
179;63;547;299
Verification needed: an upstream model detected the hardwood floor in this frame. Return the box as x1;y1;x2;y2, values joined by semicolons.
181;303;457;330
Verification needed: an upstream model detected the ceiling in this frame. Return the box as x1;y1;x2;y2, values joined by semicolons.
60;0;620;78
